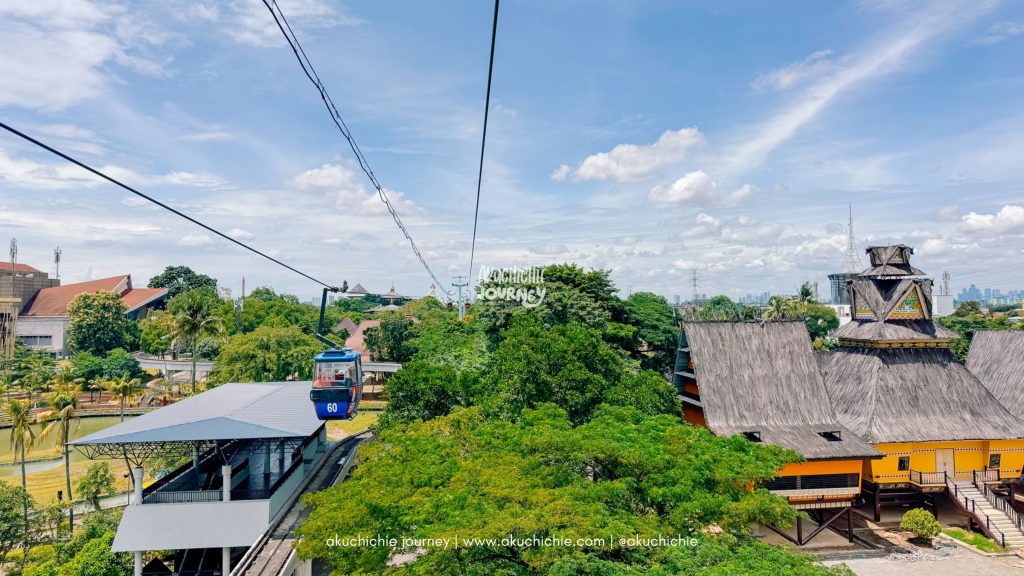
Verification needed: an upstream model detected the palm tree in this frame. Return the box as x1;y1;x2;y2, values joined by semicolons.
5;399;36;535
170;290;224;394
13;355;52;407
103;376;142;422
795;281;816;305
762;295;797;321
39;382;81;532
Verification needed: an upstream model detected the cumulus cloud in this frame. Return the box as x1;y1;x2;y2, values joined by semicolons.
564;127;705;183
752;49;835;91
647;170;760;207
178;233;215;246
550;164;570;182
292;163;417;217
225;0;361;47
961;205;1024;234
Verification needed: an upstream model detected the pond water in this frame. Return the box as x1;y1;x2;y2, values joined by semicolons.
0;416;133;477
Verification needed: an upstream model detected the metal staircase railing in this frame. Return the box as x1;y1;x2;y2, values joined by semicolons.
973;473;1024;536
946;472;1008;549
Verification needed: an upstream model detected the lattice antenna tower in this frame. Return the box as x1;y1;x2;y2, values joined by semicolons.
843;201;864;274
690;269;700;304
941;270;951;296
52;246;61;280
8;238;16;275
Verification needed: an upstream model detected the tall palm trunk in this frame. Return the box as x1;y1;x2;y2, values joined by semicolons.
191;340;198;394
20;442;28;544
120;399;126;423
64;422;74;533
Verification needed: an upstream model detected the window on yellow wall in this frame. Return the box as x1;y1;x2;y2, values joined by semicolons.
989;454;1001;469
898;456;910;471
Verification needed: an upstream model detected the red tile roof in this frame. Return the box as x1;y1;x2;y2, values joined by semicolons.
0;262;44;274
344;320;380;361
20;275;166;316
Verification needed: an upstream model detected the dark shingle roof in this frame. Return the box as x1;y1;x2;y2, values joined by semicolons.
823;347;1024;443
684;321;879;460
966;330;1024;420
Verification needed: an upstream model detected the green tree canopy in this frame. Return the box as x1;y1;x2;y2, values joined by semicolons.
209;325;322;384
147;265;217;299
0;483;33;566
101;348;141;379
623;292;679;374
801;303;839;341
364;313;415;362
296;404;841;576
65;291;130;355
69;352;104;383
138;310;176;356
75;463;115;511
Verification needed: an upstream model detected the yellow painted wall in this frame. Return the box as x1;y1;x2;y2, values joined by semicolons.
866;439;1024;483
779;459;862;482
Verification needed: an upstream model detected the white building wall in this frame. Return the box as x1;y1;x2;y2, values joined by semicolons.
15;316;68;355
932;295;955;318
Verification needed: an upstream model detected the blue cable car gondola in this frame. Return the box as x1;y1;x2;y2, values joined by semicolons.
309;286;363;420
310;348;363;420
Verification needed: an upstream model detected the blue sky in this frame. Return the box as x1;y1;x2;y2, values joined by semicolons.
1;0;1023;302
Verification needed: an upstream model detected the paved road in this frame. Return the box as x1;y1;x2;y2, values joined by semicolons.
824;549;1024;576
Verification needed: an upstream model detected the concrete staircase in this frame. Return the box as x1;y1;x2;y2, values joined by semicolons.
954;482;1024;549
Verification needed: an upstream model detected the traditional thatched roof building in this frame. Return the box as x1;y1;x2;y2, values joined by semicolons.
967;330;1024;421
677;321;878;544
680;321;878;460
821;245;1024;524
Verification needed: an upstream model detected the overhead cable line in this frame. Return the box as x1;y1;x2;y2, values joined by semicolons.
0;120;338;290
468;0;500;281
262;0;450;297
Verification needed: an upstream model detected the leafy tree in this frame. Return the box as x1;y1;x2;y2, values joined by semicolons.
377;362;465;429
761;295;797;321
900;508;941;543
623;292;679;374
12;352;55;406
296;404;829;576
147;265;217;299
405;316;490;373
483;317;673;425
801;303;840;341
39;382;81;533
75;463;115;512
209;325;322;384
939;312;1016;362
700;295;744;321
101;348;141;380
0;483;34;567
795;281;816;304
475;264;624;347
364;313;415;362
102;376;142;422
65;291;130;355
5;399;35;540
169;289;224;392
69;352;104;386
603;370;678;416
138;310;176;356
53;531;132;576
953;300;982;317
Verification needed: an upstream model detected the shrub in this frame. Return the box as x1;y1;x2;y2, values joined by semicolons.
901;508;941;542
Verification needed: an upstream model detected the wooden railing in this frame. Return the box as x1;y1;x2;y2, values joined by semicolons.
909;470;946;485
946;473;1008;549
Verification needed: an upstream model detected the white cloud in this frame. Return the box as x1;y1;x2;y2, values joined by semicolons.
977;21;1024;45
647;170;760;207
550;164;570;182
647;170;718;205
163;171;235;190
178;233;215;246
752;49;835;91
177;130;237;142
725;1;995;175
225;0;361;47
961;205;1024;234
0;1;170;111
228;228;254;240
567;127;705;183
292;163;418;217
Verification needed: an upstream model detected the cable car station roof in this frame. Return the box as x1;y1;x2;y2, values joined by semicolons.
72;382;324;460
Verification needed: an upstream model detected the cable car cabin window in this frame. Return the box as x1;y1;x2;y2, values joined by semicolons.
313;361;358;388
897;456;910;471
989;454;1001;469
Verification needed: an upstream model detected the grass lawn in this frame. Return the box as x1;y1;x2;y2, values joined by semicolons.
326;412;379;440
943;528;1005;553
0;457;138;504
